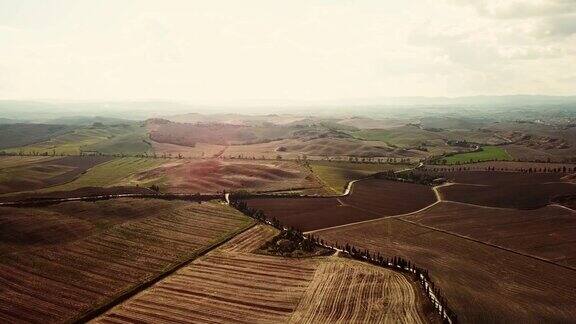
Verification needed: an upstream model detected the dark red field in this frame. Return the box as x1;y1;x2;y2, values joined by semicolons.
247;179;436;231
315;217;576;323
404;201;576;267
0;186;153;203
437;171;576;209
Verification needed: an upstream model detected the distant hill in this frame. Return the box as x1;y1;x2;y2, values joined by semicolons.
46;116;135;126
0;123;73;150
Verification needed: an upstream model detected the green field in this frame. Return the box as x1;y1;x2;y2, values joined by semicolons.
39;157;166;192
309;161;408;194
442;146;512;164
0;157;72;192
6;124;150;155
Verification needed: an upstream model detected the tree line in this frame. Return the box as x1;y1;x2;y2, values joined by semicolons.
229;198;458;324
424;165;575;173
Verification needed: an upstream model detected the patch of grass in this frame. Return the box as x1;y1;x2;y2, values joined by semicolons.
39;157;166;192
309;161;408;194
85;126;151;155
442;146;512;164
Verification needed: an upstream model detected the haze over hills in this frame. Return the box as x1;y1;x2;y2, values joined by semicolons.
1;95;576;123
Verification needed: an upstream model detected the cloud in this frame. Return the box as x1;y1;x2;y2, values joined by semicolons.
534;14;576;37
451;0;576;19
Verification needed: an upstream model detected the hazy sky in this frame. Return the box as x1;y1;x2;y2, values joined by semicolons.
1;0;575;103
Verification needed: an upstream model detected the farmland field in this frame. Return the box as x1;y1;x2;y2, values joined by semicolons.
436;171;575;209
5;124;148;156
309;161;409;194
0;156;112;194
0;124;73;150
349;126;445;147
132;159;321;194
36;157;166;193
95;224;433;323
441;146;512;164
0;199;252;323
315;217;576;323
403;201;576;267
247;179;437;231
150;140;226;158
224;137;426;160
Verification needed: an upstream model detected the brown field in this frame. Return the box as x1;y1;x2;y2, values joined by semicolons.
147;120;294;146
224;139;305;159
435;171;575;209
148;121;250;146
150;140;227;158
403;201;576;267
315;218;576;324
94;225;432;324
336;116;406;129
132;159;321;194
0;199;251;323
247;179;436;231
225;137;426;160
441;182;575;209
0;156;112;194
0;186;153;203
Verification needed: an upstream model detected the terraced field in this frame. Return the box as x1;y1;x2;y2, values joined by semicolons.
95;225;431;323
0;199;252;323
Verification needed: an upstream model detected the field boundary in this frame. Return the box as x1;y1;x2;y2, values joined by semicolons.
229;198;458;323
69;219;256;324
395;218;576;272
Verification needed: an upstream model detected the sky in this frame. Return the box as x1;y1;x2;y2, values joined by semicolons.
0;0;575;103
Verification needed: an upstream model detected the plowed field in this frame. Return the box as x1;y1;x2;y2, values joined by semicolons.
247;179;436;231
0;199;251;323
315;217;576;323
94;225;432;323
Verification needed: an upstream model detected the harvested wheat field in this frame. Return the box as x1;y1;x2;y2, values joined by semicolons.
289;257;429;324
315;218;576;323
132;159;320;194
0;199;252;323
94;224;434;324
